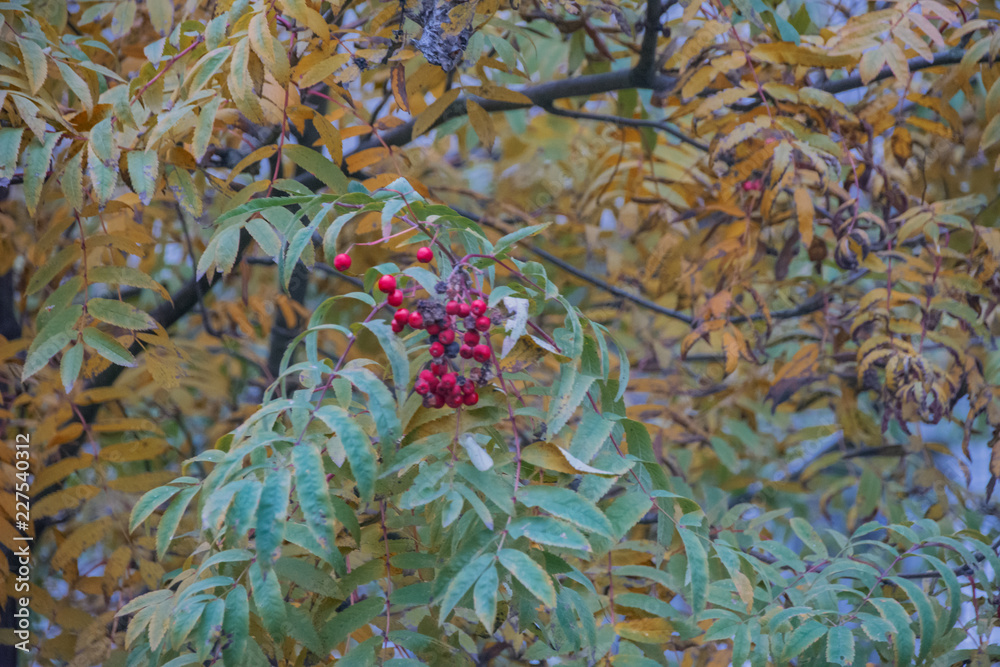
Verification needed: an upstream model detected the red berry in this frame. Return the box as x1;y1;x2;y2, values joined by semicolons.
408;312;424;329
428;377;439;392
471;299;487;316
459;345;474;359
475;316;491;332
440;373;456;389
439;329;455;345
419;369;434;381
416;246;433;263
431;394;445;409
461;380;475;394
446;300;460;315
377;275;397;294
446;393;463;408
458;303;471;317
462;391;479;406
473;344;491;363
463;330;480;345
426;323;441;336
394;308;409;324
333;253;352;271
391;319;404;333
387;289;404;307
414;380;430;395
429;342;445;358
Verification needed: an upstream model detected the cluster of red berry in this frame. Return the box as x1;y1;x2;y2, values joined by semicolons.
334;246;494;410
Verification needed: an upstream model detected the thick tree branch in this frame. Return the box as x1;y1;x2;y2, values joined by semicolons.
352;69;678;155
633;0;665;87
543;103;708;151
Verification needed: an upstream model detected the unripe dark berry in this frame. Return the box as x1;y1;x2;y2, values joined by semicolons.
414;380;430;395
429;342;445;357
459;344;474;359
394;308;409;324
462;391;479;406
416;246;433;263
473;344;491;363
446;300;460;315
463;330;480;345
408;312;424;329
446;393;463;408
439;329;455;345
446;341;460;357
333;253;352;271
387;289;404;307
377;275;397;294
475;316;491;332
391;319;404;333
471;299;487;316
458;303;471;317
426;323;441;335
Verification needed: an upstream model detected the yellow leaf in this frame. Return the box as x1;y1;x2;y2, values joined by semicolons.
107;471;178;493
345;146;390;174
614;617;674;643
466;99;495;148
412;88;461;138
99;438;170;463
794;188;814;248
467;84;533;106
751;43;855;68
313;113;343;165
669;20;728;72
34;454;95;491
391;61;409;113
520;442;617;475
891;126;912;161
52;516;114;571
227;37;265;123
249;11;290;84
33;485;101;518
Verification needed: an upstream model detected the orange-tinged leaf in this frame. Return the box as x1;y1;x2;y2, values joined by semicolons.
795;188;815;248
391;62;409;112
466;98;495;148
751;43;855;68
614;617;674;643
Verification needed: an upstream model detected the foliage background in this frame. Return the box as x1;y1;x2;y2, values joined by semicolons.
2;0;1000;664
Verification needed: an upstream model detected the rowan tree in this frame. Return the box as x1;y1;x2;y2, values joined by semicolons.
2;0;1000;665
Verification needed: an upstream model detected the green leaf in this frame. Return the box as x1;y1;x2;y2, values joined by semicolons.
88;140;119;205
0;128;25;180
314;405;378;502
157;486;198;559
27;244;81;295
82;327;136;367
508;516;591;551
283;144;347;192
362;320;410;400
60;342;83;392
678;527;708;614
292;442;339;559
790;517;828;558
256;465;292;565
545;365;596;437
919;554;961;634
22;131;61;215
321;596;384;650
129;484;183;532
782;619;828;662
192;94;223;162
498;549;556;608
88;298;157;330
438;553;493;621
16;35;47;94
88;265;170;300
245;217;282;259
248;561;288;641
889;576;936;663
337;367;402;444
493;222;551;257
473;564;499;631
868;597;915;667
62;148;85;210
826;626;855;666
127;150;159;205
23;304;81;380
516;486;613;537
